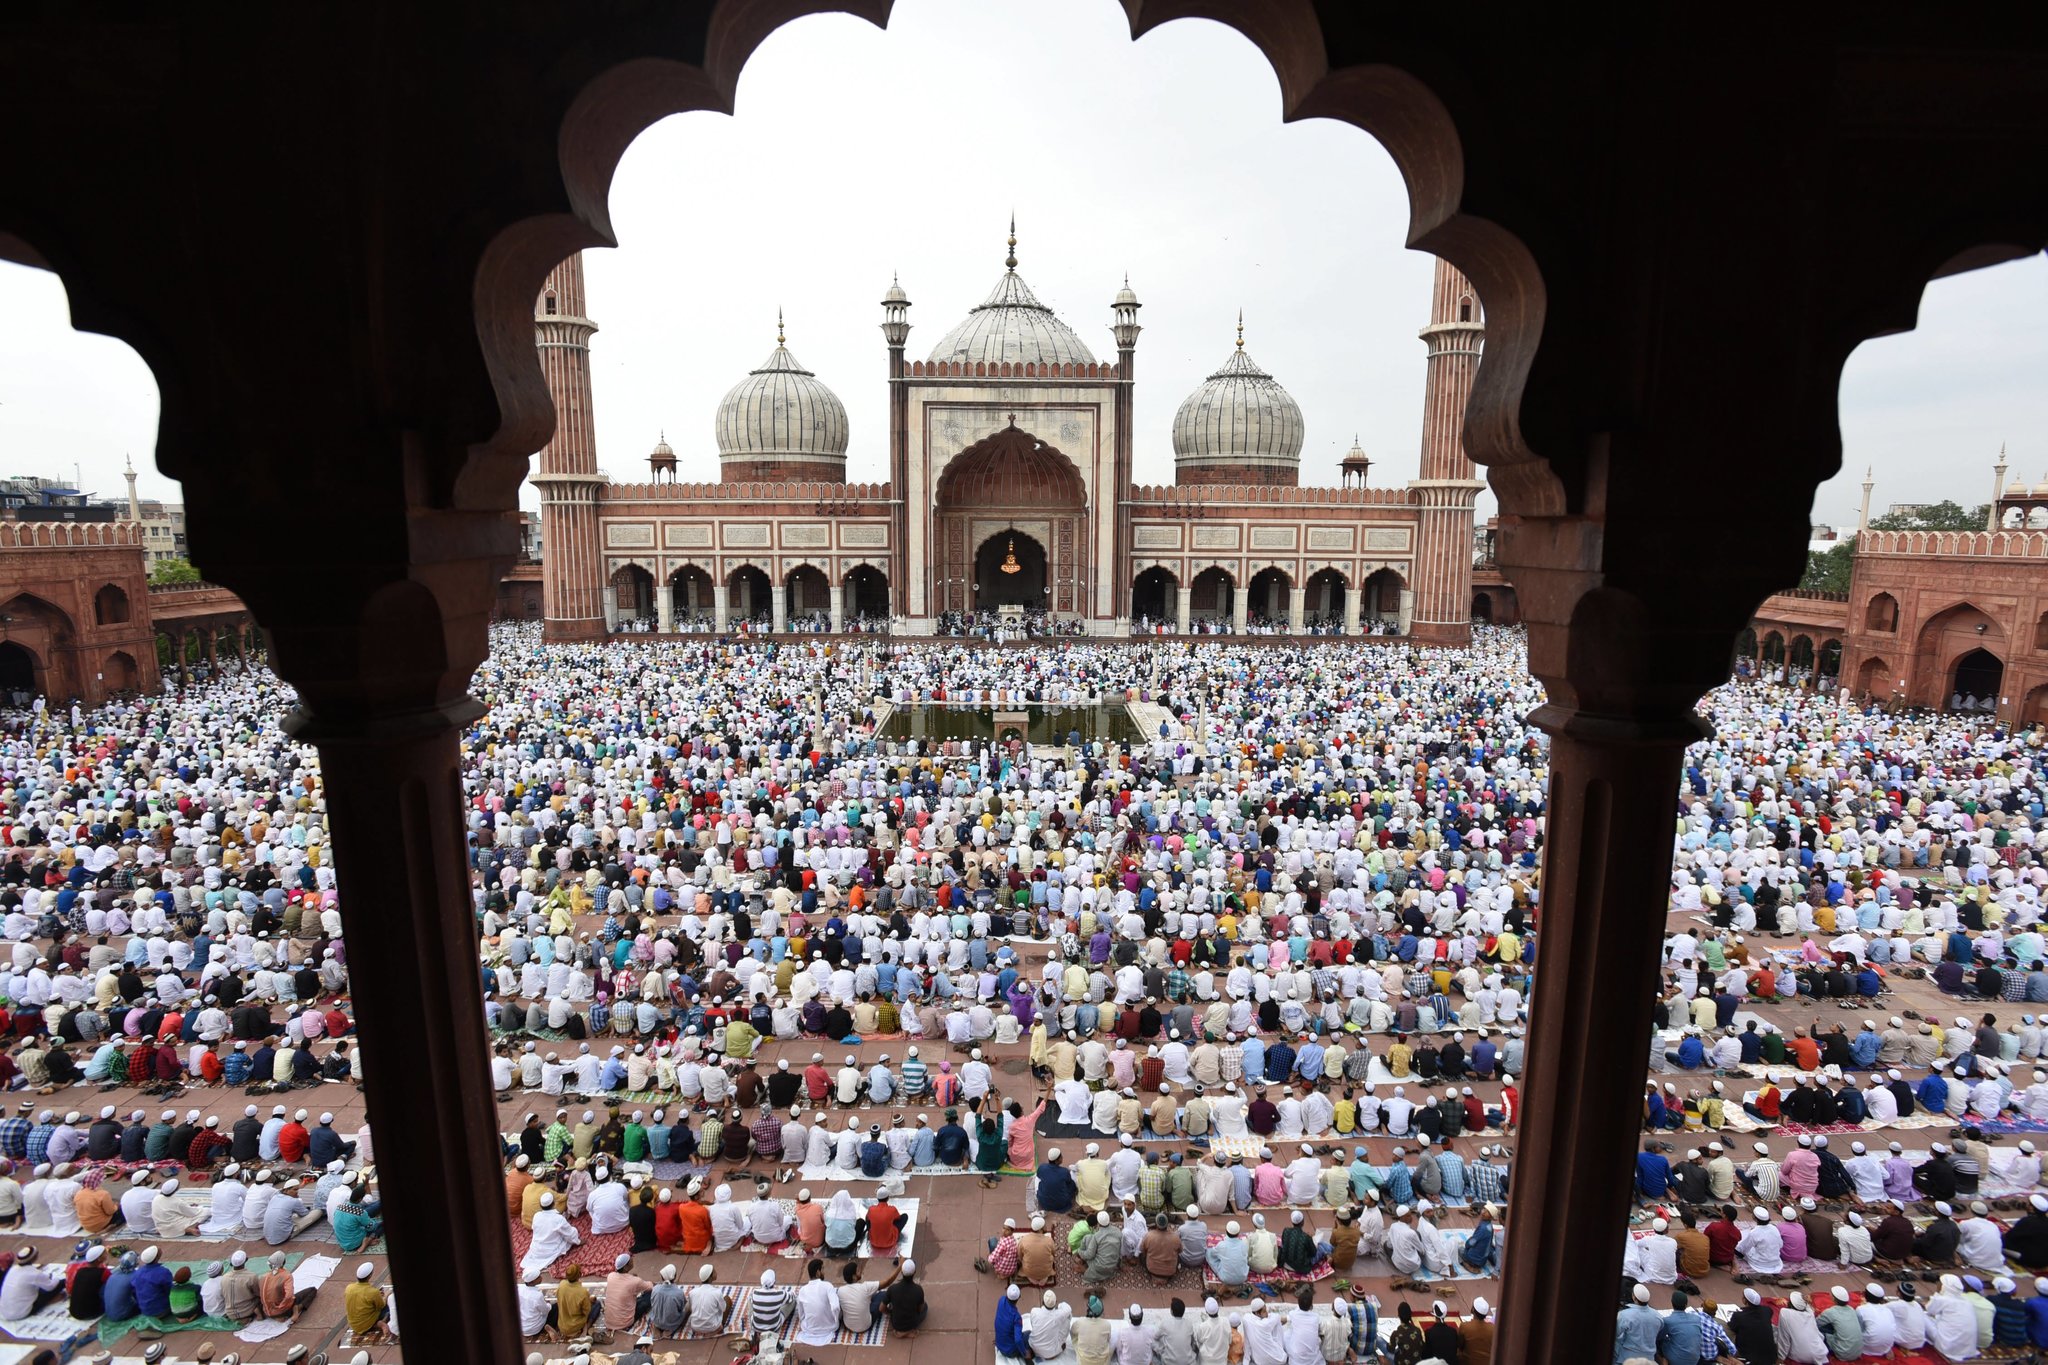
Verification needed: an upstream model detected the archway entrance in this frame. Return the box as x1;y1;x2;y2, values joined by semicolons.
1305;568;1346;629
785;565;830;624
729;566;771;624
0;642;36;699
975;531;1047;610
932;421;1088;619
1246;567;1291;627
609;564;654;624
1190;567;1233;625
104;651;139;692
1131;566;1175;624
846;565;889;621
1361;568;1406;630
1471;591;1493;625
669;566;714;624
1950;648;2002;712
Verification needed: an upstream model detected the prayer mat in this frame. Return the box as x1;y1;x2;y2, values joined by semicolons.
1038;1115;1209;1146
778;1308;889;1347
1973;1115;2048;1135
673;1284;751;1338
763;1195;918;1260
1206;1137;1268;1161
649;1159;714;1181
0;1299;100;1344
97;1311;245;1345
1769;1121;1868;1135
508;1212;638;1279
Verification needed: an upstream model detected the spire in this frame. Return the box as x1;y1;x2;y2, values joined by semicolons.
777;307;785;346
1236;309;1244;350
1005;213;1018;272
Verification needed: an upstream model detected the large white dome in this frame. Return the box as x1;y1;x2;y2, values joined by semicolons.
714;326;849;476
928;227;1096;369
1171;332;1304;483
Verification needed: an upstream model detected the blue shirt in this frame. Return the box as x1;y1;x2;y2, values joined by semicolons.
1614;1305;1662;1365
1656;1308;1704;1365
1635;1152;1671;1197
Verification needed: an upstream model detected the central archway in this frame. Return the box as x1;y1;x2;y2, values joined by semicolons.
0;641;37;697
975;531;1047;610
933;421;1087;619
1951;647;2003;711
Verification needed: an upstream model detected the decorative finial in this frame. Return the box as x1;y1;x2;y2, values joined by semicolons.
1006;213;1018;272
1236;310;1244;350
777;307;785;346
1006;412;1017;428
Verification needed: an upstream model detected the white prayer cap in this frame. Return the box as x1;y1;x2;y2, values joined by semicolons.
1752;1207;1771;1222
229;1250;247;1267
615;1253;632;1270
1226;1220;1241;1235
356;1262;374;1280
1632;1285;1650;1304
1754;1142;1770;1155
1743;1288;1761;1305
760;1270;776;1288
1007;1285;1021;1301
1204;1298;1220;1315
901;1260;916;1275
1935;1201;1953;1216
139;1247;160;1264
1085;1143;1099;1156
162;1179;180;1194
540;1192;556;1207
1865;1283;1885;1300
1651;1218;1668;1232
699;1265;716;1283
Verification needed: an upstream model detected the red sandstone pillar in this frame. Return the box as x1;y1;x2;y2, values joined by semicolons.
283;689;523;1363
533;253;607;642
1407;259;1486;648
1492;701;1701;1365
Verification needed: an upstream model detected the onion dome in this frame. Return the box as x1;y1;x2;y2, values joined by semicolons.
1171;313;1304;486
714;311;849;482
648;432;678;480
927;219;1096;369
1340;436;1372;485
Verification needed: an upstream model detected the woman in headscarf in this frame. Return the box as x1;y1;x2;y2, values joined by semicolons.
823;1189;865;1257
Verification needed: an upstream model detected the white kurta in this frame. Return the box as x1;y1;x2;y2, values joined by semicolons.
521;1208;580;1278
792;1277;842;1345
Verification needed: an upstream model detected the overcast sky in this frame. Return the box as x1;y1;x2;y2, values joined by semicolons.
0;0;2041;530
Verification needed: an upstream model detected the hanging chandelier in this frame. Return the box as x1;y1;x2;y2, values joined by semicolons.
999;536;1023;574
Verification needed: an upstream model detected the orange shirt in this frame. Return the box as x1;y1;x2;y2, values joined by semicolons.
678;1200;713;1254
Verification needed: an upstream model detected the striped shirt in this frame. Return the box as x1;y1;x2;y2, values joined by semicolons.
1219;1046;1243;1083
749;1284;791;1333
901;1056;928;1098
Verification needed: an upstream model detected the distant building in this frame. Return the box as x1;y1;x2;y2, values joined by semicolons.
533;227;1487;644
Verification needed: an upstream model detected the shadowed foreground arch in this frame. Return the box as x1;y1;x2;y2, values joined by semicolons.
5;7;2046;1362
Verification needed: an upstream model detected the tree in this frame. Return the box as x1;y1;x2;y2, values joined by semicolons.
147;557;201;586
1867;500;1989;532
1801;539;1856;594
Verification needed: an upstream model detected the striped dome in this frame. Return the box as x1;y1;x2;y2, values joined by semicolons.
1171;336;1304;482
928;268;1096;369
714;328;849;477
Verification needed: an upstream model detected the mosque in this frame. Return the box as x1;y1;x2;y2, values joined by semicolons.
530;226;1495;645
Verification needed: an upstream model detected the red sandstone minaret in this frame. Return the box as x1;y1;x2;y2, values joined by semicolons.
1406;258;1486;647
533;253;608;641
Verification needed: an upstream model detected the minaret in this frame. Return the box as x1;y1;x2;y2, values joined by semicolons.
1990;446;2009;531
881;272;912;622
1858;466;1874;532
1110;274;1142;624
1406;258;1487;646
122;454;141;521
532;252;607;641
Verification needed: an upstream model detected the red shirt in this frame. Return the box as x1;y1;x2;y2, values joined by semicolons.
1704;1218;1742;1266
277;1122;310;1162
867;1199;902;1252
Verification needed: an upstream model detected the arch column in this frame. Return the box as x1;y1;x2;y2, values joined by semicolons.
1230;581;1247;633
713;583;729;629
770;583;786;633
1288;584;1306;634
655;580;673;632
829;583;843;633
185;499;526;1365
1175;584;1191;635
1342;586;1360;635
